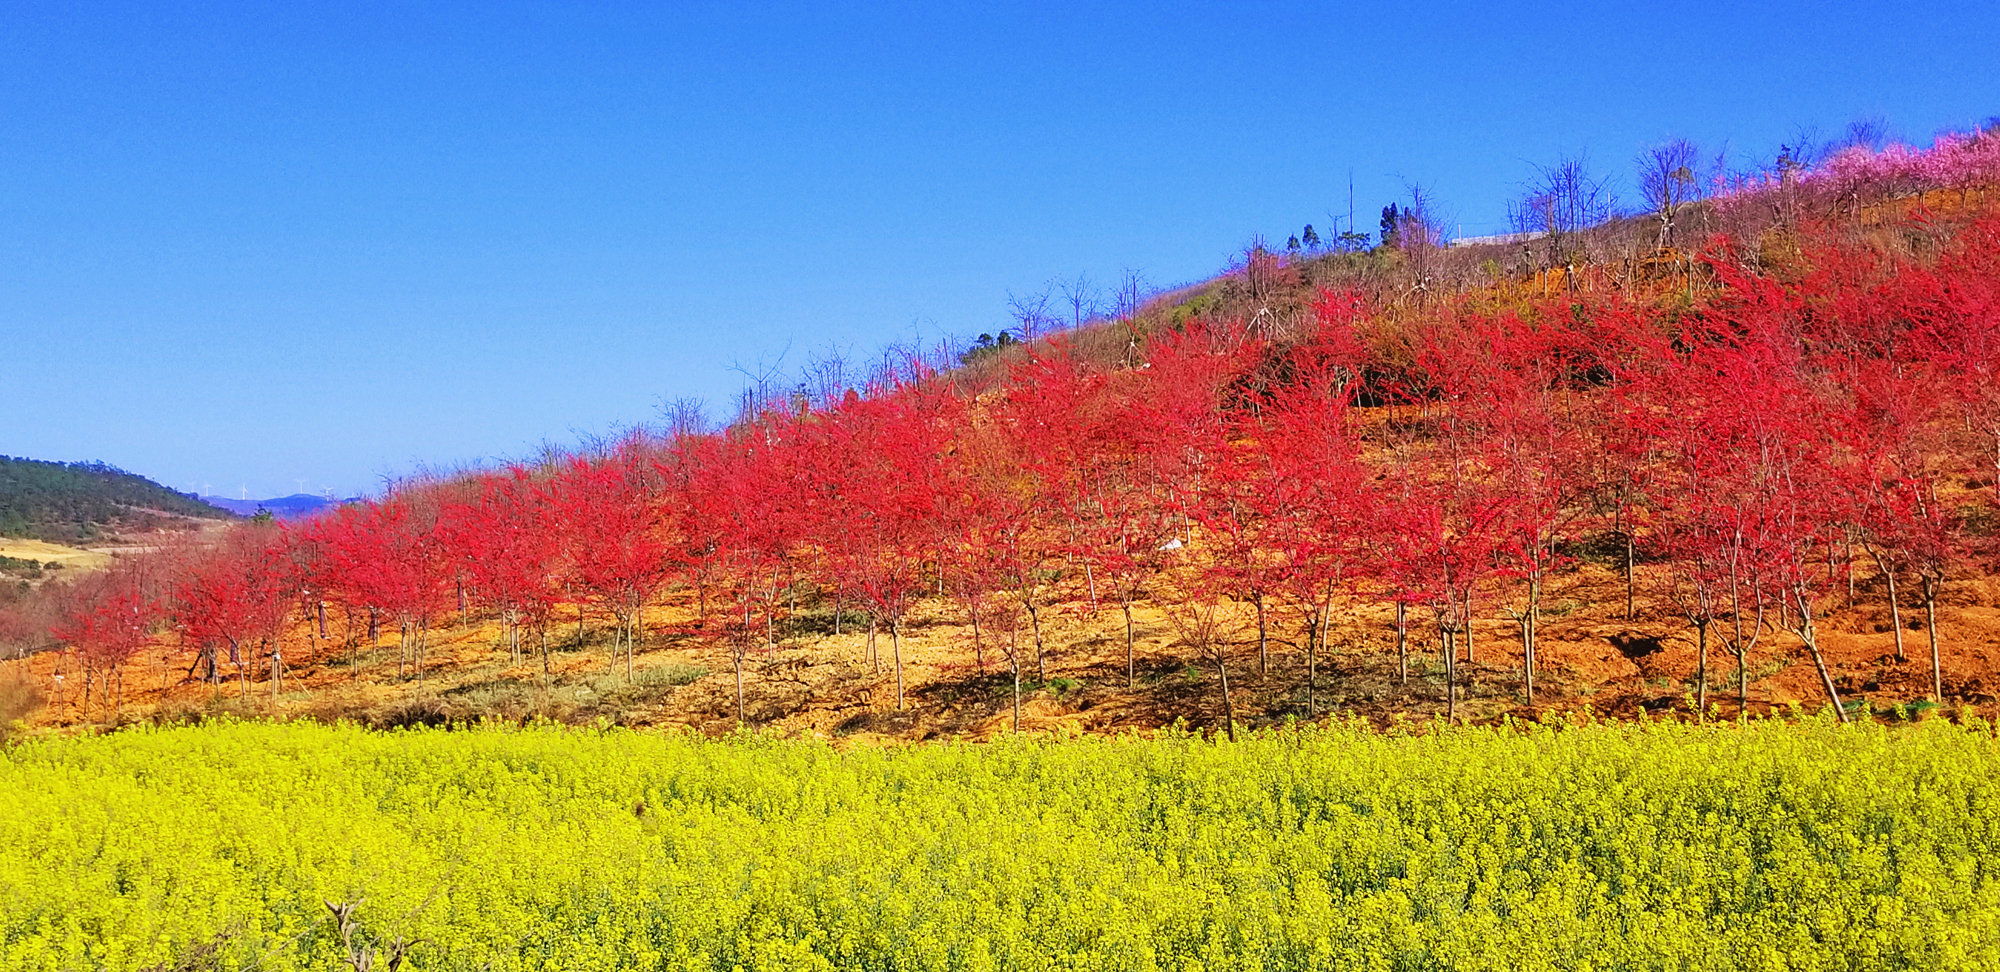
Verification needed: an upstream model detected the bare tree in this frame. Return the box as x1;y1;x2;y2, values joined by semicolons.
1746;127;1828;231
800;343;855;411
915;334;958;377
1509;154;1618;269
1395;183;1450;305
1779;123;1829;171
729;351;791;427
660;397;708;442
1114;268;1146;321
1112;268;1148;365
1006;286;1057;344
1241;235;1280;307
1837;116;1889;152
1636;138;1702;249
1058;272;1100;330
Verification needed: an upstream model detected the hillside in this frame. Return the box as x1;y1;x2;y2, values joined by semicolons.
199;493;346;520
7;130;2000;739
0;456;233;544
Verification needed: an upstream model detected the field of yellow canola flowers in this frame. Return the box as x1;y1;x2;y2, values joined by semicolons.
3;717;1999;971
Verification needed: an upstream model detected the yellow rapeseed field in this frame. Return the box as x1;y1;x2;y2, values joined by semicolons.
2;716;1997;970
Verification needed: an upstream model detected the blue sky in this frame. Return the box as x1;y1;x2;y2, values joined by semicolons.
4;1;1995;500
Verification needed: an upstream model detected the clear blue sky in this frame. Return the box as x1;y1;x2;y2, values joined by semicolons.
4;1;1995;500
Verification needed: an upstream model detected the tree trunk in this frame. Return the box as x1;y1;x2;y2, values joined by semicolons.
1728;549;1755;721
1624;529;1636;621
1923;574;1943;702
892;615;905;711
1121;595;1135;689
1312;599;1330;717
740;597;754;722
609;611;622;675
1396;602;1409;685
1689;620;1708;722
1846;535;1857;606
1213;645;1237;742
1443;626;1457;724
1866;547;1906;663
1796;597;1848;724
1010;642;1022;733
868;618;879;675
971;603;985;673
1303;607;1318;717
733;650;746;726
1254;591;1267;678
1521;574;1541;708
1462;587;1474;663
1736;636;1750;721
1518;616;1533;709
1028;602;1046;681
1885;566;1904;662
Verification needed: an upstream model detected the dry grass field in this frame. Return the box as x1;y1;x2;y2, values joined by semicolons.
11;543;1999;740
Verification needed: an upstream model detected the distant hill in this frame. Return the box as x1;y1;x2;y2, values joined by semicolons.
200;493;350;520
0;456;235;543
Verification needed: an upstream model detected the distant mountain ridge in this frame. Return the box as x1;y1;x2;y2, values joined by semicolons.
201;494;351;520
0;456;235;543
